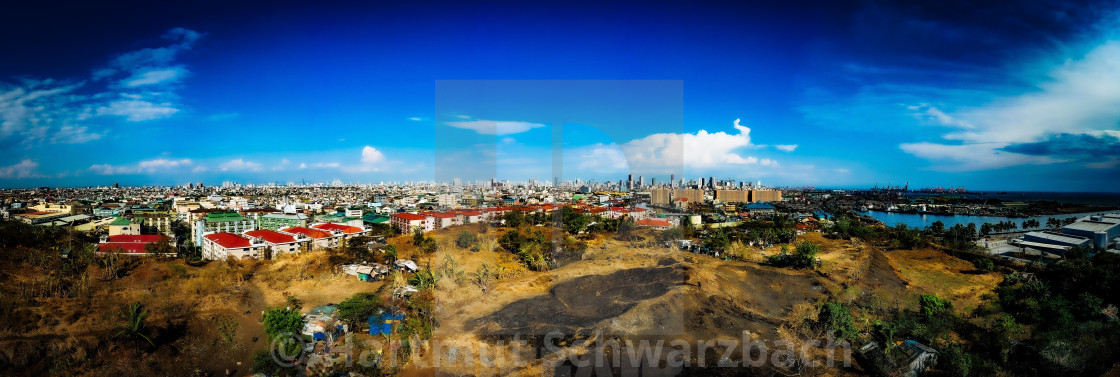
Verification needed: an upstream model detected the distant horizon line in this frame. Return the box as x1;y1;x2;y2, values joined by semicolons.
2;182;1119;195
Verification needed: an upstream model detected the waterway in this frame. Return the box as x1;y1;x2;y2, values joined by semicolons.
855;210;1120;231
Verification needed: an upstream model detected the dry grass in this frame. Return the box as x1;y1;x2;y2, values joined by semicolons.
883;248;1002;312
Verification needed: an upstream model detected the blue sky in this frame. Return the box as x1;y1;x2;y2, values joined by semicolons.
2;0;1120;191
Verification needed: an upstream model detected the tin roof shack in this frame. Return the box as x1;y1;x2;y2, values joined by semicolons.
341;263;390;281
858;340;937;377
302;305;346;342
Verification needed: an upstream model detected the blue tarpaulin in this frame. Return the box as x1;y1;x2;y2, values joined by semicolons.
367;313;406;335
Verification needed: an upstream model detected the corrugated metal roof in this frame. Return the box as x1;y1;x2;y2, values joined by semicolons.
1064;221;1120;233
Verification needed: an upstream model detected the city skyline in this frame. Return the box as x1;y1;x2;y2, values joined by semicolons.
3;1;1120;191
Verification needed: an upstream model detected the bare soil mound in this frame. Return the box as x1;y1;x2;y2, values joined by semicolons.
467;266;685;335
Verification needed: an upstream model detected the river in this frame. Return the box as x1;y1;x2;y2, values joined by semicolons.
855;210;1120;231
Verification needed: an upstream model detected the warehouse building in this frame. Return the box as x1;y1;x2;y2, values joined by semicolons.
1062;215;1120;249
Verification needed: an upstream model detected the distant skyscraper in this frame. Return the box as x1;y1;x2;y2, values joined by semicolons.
670;174;675;188
709;176;715;189
700;178;705;188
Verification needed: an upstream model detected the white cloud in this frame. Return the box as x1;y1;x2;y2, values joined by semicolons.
120;67;187;87
0;28;201;145
618;118;765;170
361;146;386;165
834;168;851;174
219;159;262;172
574;143;629;173
899;142;1063;171
89;158;192;175
774;144;798;152
0;159;41;179
95;27;202;82
445;120;545;135
95;98;179;121
409;117;422;121
899;41;1120;170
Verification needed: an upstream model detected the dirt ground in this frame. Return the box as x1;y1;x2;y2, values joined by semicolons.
1;225;1001;376
0;250;382;376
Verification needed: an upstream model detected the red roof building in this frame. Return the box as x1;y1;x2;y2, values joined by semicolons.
282;227;333;239
245;229;298;244
98;234;173;254
313;223;366;234
201;232;265;260
635;218;672;228
203;232;252;248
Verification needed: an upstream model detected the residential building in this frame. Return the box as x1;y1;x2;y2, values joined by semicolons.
244;229;310;257
108;217;140;235
98;234;175;255
391;213;427;233
259;213;308;231
282;227;341;249
193;212;257;245
202;232;266;260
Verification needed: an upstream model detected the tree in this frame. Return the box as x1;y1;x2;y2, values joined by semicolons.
819;301;858;342
974;258;994;271
382;244;398;263
790;241;821;268
930;220;946;234
703;229;731;251
616;216;635;241
657;227;684;243
421;237;438;254
919;294;951;319
114;302;155;348
412;228;425;246
455;230;477;249
263;307;304;343
144;238;176;256
561;206;590;235
504;210;525;227
337;292;384;328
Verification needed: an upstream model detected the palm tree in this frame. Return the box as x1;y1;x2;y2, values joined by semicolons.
115;303;155;348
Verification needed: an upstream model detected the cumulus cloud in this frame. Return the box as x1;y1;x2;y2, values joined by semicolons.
774;144;798;152
89;158;193;175
361;146;386;165
219;159;262;171
569;119;782;175
619;118;762;170
445;120;545;135
0;159;41;179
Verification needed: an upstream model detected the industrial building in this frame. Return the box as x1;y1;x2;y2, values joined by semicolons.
1061;214;1120;249
1021;231;1092;249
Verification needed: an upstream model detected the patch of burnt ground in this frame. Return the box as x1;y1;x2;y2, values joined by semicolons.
468;266;685;336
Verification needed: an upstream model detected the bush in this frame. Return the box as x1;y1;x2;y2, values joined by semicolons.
974;258;995;271
337;292;383;327
919;294;951;319
819;301;859;342
456;230;477;248
262;307;303;342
